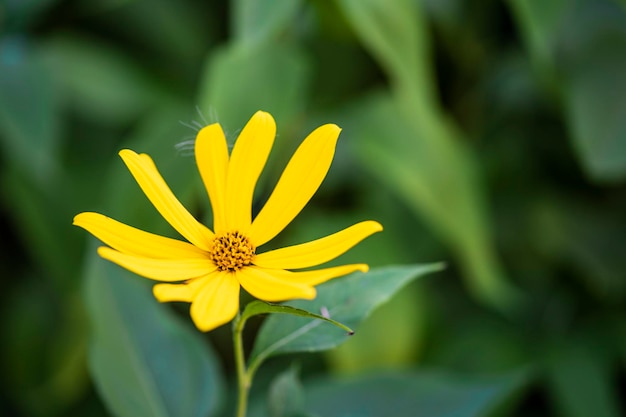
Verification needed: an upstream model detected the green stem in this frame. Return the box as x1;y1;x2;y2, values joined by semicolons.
233;314;250;417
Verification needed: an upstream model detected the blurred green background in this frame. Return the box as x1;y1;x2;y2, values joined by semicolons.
1;0;625;416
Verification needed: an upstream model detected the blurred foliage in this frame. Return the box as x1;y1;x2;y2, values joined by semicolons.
1;0;625;416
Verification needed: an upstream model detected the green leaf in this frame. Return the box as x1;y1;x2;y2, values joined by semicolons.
2;0;58;32
506;0;571;78
0;37;61;183
267;366;305;417
559;3;626;182
84;252;224;417
1;169;81;289
241;301;353;334
544;339;622;417
325;280;428;373
508;0;626;181
41;34;165;123
197;41;309;133
249;264;443;371
232;0;304;46
344;91;521;310
81;104;224;417
303;370;528;417
338;0;434;103
338;0;521;310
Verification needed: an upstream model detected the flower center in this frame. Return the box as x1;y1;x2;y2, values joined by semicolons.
209;231;256;272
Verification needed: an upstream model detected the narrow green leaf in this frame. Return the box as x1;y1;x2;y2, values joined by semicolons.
506;0;571;78
241;301;353;335
232;0;304;46
249;264;443;370
303;369;528;417
338;0;434;103
84;252;223;417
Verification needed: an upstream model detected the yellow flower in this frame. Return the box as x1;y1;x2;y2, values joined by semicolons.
74;111;382;331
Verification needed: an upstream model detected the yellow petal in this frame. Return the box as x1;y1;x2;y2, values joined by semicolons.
190;272;240;331
224;111;276;231
236;266;316;301
73;212;207;259
195;124;229;233
97;247;216;281
254;221;383;269
119;149;214;251
153;277;207;302
267;264;369;286
249;124;341;246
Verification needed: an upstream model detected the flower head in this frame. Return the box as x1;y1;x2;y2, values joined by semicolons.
74;111;382;331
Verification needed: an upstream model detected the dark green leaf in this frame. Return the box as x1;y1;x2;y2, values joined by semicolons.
508;0;626;181
1;169;81;288
249;264;443;370
84;252;224;417
544;339;622;417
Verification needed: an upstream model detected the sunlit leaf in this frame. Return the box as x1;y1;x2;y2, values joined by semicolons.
232;0;304;46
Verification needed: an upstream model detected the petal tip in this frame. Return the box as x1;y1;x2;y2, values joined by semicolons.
72;212;86;226
152;284;168;302
96;246;112;257
197;122;223;137
251;110;276;128
302;286;317;300
192;308;237;332
371;221;384;232
118;149;135;158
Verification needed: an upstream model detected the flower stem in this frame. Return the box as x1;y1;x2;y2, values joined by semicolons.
233;314;249;417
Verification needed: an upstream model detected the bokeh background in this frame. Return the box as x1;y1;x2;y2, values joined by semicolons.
1;0;625;416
